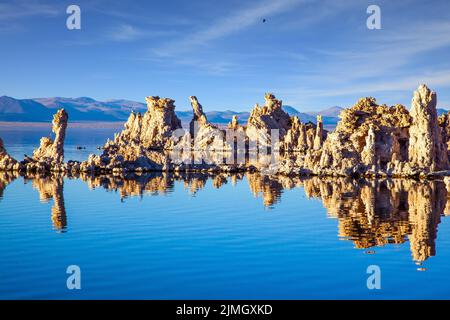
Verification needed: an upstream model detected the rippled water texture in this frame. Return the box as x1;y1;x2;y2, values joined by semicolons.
1;126;450;299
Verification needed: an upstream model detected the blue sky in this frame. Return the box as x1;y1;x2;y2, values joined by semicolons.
1;0;450;111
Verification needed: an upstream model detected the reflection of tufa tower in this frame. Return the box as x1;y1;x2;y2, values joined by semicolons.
10;169;449;264
301;177;445;263
407;182;445;262
246;173;285;207
31;175;67;232
0;170;20;200
80;172;175;199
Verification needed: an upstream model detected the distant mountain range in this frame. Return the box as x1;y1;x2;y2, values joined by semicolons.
0;95;346;125
1;96;448;126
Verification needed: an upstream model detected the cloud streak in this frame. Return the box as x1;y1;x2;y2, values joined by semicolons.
275;19;450;108
107;24;174;42
153;0;306;57
0;0;58;20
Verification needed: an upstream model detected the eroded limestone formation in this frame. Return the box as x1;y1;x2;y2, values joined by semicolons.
79;96;183;173
408;84;448;172
109;96;182;150
313;115;324;150
3;109;70;173
282;116;323;152
246;93;291;148
227;115;240;130
32;109;68;165
306;97;412;176
2;84;450;178
188;96;229;151
272;84;450;178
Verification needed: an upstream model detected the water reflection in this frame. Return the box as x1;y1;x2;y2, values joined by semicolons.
0;171;17;200
30;174;67;232
1;171;449;263
302;178;445;263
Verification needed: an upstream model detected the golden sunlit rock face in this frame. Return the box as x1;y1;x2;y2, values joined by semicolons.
1;170;447;263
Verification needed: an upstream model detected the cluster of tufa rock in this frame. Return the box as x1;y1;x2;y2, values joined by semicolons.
1;84;450;178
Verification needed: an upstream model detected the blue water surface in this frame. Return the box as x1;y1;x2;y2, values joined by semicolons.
0;127;450;299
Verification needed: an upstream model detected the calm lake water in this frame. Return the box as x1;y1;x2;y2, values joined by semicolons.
1;126;450;299
0;123;120;162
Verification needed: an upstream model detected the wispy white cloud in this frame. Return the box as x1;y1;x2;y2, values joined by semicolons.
274;20;450;108
91;3;194;27
143;0;308;76
106;24;174;42
0;0;58;20
0;0;59;36
139;54;238;76
280;69;450;98
108;24;142;42
153;0;306;57
278;0;361;30
63;23;176;46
